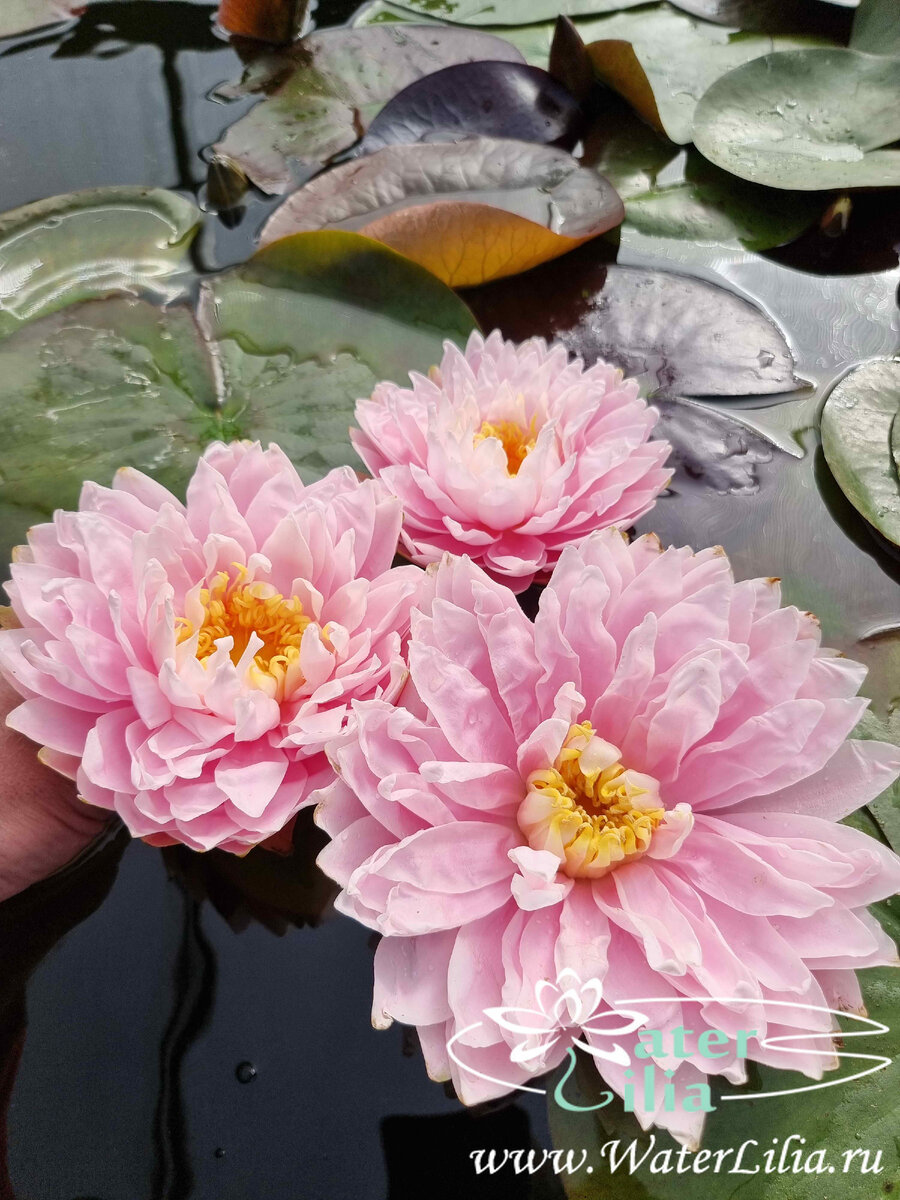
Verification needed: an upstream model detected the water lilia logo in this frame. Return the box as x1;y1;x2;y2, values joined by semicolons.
484;970;648;1069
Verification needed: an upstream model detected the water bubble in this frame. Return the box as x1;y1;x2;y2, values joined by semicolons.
235;1061;257;1083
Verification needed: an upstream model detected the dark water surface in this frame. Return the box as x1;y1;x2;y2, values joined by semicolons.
1;2;899;1198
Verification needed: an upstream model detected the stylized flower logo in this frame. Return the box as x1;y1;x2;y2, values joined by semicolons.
484;969;648;1068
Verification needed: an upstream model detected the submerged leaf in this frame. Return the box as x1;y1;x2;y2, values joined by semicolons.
821;358;900;548
261;138;624;287
360;61;583;154
693;48;900;190
462;241;802;396
0;187;201;336
584;4;822;144
213;24;523;193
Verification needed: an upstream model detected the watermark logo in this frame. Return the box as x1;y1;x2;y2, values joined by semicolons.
447;969;892;1116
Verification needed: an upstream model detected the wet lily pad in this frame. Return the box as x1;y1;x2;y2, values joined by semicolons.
261;138;624;287
0;187;201;336
693;48;900;190
584;5;830;144
850;0;900;55
213;24;524;194
360;60;583;154
0;189;477;557
0;0;81;38
584;98;822;250
820;358;900;548
198;232;478;477
386;0;648;26
462;240;802;396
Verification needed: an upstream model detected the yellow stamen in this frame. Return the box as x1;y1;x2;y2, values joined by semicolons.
176;566;325;701
518;722;664;878
474;417;538;475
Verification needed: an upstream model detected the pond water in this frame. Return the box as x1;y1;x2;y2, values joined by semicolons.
0;3;898;1198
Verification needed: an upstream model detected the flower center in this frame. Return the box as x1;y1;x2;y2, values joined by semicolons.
176;567;321;699
517;722;665;878
474;418;538;475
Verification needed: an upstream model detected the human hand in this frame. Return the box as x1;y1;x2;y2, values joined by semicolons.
0;676;111;903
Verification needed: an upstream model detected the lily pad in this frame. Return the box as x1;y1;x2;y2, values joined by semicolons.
584;5;830;145
385;0;648;27
198;232;478;477
820;358;900;548
360;60;583;154
213;24;524;194
351;1;641;69
0;189;478;558
462;241;802;396
850;0;900;55
0;0;81;38
0;187;201;337
693;48;900;190
260;138;624;287
584;98;822;250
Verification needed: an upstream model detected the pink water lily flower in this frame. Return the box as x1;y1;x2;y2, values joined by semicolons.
0;442;423;854
315;531;900;1146
351;331;671;592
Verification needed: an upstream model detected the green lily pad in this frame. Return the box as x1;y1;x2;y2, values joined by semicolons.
351;0;639;67
820;358;900;548
385;0;648;27
584;5;831;145
197;232;478;478
0;189;478;561
851;0;900;55
213;24;525;194
0;299;219;522
0;187;201;337
585;98;822;250
0;0;81;37
693;48;900;190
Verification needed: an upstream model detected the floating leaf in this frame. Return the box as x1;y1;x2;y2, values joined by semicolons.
360;61;583;154
0;190;477;559
197;232;478;476
584;5;829;145
213;25;523;193
385;0;648;26
693;48;900;190
584;98;821;250
0;0;82;38
216;0;310;44
666;0;854;29
850;0;900;54
548;15;594;103
0;298;219;523
261;138;624;287
462;241;802;396
820;358;900;548
351;1;639;69
0;187;201;337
